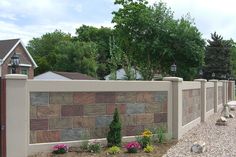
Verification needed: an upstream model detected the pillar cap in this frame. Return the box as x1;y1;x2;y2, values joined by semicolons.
219;80;228;83
163;77;183;82
5;74;28;80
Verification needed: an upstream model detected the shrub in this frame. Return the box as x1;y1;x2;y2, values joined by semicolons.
156;127;165;143
79;132;90;151
80;140;89;151
107;146;121;154
144;145;154;153
136;129;153;148
52;144;68;154
152;127;166;144
107;108;122;147
88;141;101;153
125;141;141;153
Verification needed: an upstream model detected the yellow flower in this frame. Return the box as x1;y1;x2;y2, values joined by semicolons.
142;129;152;137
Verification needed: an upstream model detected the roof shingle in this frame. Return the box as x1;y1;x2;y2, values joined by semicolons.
0;39;19;59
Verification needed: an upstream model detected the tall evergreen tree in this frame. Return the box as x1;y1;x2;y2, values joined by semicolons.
204;32;232;80
107;108;122;147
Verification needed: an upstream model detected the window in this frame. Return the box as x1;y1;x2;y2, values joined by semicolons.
21;69;28;75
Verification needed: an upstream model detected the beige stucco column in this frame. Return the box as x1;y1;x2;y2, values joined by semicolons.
5;74;28;157
229;81;235;101
194;79;207;122
209;79;218;113
163;77;183;139
220;80;227;105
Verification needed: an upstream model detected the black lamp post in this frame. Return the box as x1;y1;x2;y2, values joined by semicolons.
11;52;20;74
212;72;215;79
199;69;203;78
171;63;177;76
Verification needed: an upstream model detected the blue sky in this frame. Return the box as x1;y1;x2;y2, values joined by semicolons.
1;0;236;44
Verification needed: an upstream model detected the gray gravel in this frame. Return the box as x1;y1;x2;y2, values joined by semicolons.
163;110;236;157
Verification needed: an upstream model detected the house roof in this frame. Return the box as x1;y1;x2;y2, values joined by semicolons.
0;38;37;67
53;71;96;80
0;39;19;59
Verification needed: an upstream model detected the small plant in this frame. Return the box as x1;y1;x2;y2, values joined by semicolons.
52;144;68;154
144;145;154;153
107;146;121;154
125;141;141;153
136;129;153;148
107;108;122;147
157;127;165;143
80;140;89;151
88;141;101;153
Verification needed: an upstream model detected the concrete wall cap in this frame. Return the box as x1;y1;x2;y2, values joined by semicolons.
194;79;207;82
209;79;218;82
5;74;28;80
219;80;228;83
163;77;183;82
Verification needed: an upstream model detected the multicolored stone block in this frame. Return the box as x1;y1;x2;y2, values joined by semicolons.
182;89;201;126
30;91;168;143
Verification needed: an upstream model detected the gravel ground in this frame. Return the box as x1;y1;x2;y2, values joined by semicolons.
164;110;236;157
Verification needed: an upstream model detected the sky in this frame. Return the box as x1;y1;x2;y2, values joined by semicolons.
0;0;236;44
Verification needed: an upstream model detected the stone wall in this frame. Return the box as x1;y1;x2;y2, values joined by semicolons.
182;89;201;126
206;87;214;112
218;86;223;105
228;83;232;101
30;91;168;144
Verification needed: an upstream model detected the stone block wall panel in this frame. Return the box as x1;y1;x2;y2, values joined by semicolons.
182;89;201;126
218;86;223;105
206;87;214;111
30;91;168;143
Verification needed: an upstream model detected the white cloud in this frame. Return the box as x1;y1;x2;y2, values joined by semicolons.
0;20;114;44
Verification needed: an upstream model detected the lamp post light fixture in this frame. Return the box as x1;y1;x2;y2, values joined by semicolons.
10;52;20;74
212;72;215;79
171;62;177;76
199;69;203;78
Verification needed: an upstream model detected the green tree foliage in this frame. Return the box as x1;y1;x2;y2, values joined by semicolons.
230;41;236;79
27;30;71;75
112;0;205;80
75;25;113;79
107;108;122;147
204;32;232;80
27;30;98;77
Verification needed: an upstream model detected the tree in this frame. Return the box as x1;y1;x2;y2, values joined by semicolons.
204;32;232;80
53;41;98;77
27;30;98;77
75;25;113;79
27;30;71;75
107;108;122;147
112;0;205;80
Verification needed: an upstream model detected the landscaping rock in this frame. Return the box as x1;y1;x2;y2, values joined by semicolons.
215;117;227;126
229;113;235;118
230;107;235;111
191;141;206;153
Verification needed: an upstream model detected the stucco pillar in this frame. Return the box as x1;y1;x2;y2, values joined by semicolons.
194;79;207;122
163;77;183;139
221;80;227;105
209;79;218;113
5;74;28;157
229;81;235;101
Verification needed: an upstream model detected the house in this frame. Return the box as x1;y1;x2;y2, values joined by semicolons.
0;39;37;79
34;71;96;80
104;68;142;80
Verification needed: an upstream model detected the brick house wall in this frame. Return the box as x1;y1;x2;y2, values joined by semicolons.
1;43;34;79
